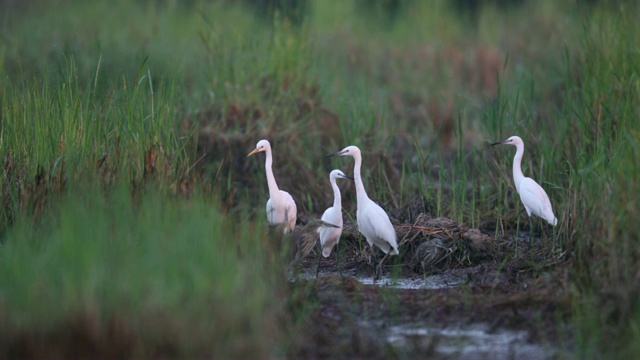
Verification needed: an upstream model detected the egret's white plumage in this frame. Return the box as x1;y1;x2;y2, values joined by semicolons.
247;139;297;233
318;170;351;258
492;135;558;227
327;146;399;256
316;169;352;277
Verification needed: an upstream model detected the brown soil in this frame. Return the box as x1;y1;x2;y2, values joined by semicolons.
287;214;572;359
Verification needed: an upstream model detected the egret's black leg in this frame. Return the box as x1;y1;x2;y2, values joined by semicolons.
337;240;343;278
376;248;392;281
316;243;322;278
529;217;534;244
372;264;377;283
371;246;378;283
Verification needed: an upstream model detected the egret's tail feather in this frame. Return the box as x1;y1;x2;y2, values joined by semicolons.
375;242;399;256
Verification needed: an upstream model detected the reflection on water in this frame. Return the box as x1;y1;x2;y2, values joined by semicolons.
355;268;471;289
297;266;477;289
291;267;570;360
385;322;561;360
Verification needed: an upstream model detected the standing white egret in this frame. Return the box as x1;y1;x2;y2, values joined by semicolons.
326;145;399;280
247;139;297;233
316;169;353;278
491;136;558;240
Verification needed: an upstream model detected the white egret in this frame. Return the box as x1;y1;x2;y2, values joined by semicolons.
491;135;558;240
247;139;297;233
316;169;353;278
326;145;399;280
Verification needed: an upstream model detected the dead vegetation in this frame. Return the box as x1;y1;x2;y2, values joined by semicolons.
285;209;572;359
293;209;567;281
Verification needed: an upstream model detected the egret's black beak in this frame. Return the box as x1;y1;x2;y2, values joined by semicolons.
491;140;507;146
319;220;341;229
324;149;346;158
340;174;354;180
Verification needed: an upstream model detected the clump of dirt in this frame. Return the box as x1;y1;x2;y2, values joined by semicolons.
287;210;572;357
293;212;494;277
293;211;566;282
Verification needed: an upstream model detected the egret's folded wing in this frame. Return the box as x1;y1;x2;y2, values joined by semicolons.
360;203;398;252
281;190;298;229
520;178;554;217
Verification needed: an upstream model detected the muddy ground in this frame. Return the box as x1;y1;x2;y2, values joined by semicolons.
0;212;574;360
286;213;574;359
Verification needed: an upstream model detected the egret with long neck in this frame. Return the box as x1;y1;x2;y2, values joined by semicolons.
248;139;297;233
492;136;558;240
326;145;399;279
316;169;353;277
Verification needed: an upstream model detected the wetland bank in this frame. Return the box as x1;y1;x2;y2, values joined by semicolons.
1;0;639;358
287;210;570;359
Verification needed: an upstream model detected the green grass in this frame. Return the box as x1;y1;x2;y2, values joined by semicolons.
1;0;640;357
2;58;180;170
0;185;287;358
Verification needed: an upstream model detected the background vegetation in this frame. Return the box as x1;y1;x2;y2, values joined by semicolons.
0;0;638;357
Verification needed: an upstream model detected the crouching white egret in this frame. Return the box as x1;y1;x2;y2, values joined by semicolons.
317;169;353;278
325;145;399;280
491;135;558;241
247;139;297;234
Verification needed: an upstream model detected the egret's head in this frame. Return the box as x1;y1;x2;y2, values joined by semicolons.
247;139;271;157
329;169;354;181
325;145;361;158
491;135;523;147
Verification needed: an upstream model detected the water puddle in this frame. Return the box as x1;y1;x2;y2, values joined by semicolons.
355;269;469;289
385;322;561;359
294;266;480;289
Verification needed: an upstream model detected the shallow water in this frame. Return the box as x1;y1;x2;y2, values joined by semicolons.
385;322;560;359
355;269;470;289
292;265;570;359
296;266;477;289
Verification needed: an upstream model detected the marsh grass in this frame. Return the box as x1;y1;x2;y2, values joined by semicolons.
0;185;288;358
1;0;639;357
0;57;190;234
562;6;640;356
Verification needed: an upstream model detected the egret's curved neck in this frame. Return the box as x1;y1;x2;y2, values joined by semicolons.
330;177;342;211
353;152;369;205
512;143;525;187
264;148;280;198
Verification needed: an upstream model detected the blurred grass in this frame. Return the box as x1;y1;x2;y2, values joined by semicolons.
0;185;287;358
0;0;639;357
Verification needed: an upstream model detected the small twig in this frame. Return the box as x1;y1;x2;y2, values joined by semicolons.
395;224;448;236
441;228;455;239
186;149;208;174
382;169;399;209
398;217;421;246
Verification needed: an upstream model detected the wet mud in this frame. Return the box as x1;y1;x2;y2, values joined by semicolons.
287;213;573;359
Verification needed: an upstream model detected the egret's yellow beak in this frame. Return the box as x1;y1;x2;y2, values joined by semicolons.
247;148;260;157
